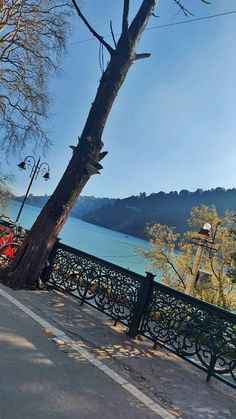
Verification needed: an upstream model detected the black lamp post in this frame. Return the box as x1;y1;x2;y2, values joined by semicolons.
16;156;50;223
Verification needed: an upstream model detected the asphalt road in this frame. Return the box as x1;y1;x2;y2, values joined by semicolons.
0;293;157;419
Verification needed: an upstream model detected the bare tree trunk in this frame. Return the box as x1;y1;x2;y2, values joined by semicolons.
1;0;158;289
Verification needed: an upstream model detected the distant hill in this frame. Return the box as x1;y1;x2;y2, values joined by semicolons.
81;188;236;239
15;188;236;240
15;194;116;218
15;194;50;209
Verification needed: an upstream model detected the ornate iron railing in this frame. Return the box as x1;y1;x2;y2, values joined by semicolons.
47;242;151;326
46;241;236;389
139;282;236;388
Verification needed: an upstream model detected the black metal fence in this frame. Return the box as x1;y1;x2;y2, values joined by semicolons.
46;241;236;389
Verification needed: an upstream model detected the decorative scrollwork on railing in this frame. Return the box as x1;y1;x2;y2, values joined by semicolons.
47;242;236;388
140;285;236;388
49;244;142;325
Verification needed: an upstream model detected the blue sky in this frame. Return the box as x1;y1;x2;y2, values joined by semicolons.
3;0;236;198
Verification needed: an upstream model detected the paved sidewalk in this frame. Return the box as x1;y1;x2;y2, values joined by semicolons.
0;286;161;419
0;284;235;418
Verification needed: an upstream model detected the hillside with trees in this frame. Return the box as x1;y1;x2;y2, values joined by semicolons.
15;195;115;218
138;205;236;309
15;188;236;239
81;188;236;239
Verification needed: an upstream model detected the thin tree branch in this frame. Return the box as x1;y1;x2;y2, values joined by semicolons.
159;248;186;288
210;257;220;280
134;53;151;60
173;0;194;17
122;0;129;34
71;0;114;55
109;20;117;48
128;0;158;51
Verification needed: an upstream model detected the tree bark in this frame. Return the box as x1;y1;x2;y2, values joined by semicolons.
1;0;158;289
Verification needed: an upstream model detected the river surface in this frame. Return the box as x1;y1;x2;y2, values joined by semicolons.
5;201;159;278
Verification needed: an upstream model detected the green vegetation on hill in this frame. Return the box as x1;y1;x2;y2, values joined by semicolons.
15;194;115;218
15;188;236;239
81;188;236;239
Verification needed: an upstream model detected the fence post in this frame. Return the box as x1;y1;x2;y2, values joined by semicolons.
206;356;217;383
40;238;60;283
127;272;155;339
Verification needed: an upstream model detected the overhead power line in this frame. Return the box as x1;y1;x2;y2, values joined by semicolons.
70;9;236;46
146;9;236;31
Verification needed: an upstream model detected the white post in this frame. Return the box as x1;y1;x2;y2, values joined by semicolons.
185;230;210;296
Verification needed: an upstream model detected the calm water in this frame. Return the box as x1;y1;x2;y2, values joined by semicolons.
5;201;157;277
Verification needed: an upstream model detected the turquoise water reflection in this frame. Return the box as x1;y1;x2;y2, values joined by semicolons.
6;201;158;277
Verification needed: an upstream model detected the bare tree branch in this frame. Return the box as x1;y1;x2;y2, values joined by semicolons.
161;251;186;288
109;20;117;48
173;0;194;17
134;53;151;60
122;0;129;34
127;0;158;55
0;164;13;208
0;0;71;153
71;0;114;55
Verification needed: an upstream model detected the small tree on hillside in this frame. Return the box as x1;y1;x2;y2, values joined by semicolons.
139;205;236;309
1;0;210;289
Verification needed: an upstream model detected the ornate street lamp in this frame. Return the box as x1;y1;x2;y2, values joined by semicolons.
16;156;50;223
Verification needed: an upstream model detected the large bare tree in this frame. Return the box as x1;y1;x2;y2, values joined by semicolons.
0;164;13;209
0;0;70;152
1;0;209;288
